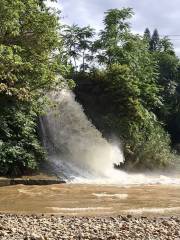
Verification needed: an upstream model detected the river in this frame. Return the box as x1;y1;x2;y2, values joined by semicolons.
0;183;180;217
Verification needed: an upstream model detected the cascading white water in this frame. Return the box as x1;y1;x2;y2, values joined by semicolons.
40;89;180;185
40;89;124;180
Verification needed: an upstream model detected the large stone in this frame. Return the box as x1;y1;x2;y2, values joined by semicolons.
30;233;45;240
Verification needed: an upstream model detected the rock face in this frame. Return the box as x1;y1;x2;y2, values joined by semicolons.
0;177;65;187
10;179;66;185
0;214;180;240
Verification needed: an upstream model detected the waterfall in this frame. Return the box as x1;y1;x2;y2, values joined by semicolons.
40;89;124;180
40;88;180;185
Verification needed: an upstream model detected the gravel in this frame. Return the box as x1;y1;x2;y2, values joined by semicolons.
0;214;180;239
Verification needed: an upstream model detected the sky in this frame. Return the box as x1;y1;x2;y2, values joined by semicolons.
47;0;180;56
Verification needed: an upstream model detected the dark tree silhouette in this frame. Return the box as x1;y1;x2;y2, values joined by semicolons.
150;29;160;51
144;28;151;41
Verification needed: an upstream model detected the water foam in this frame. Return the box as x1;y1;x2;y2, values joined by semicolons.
69;171;180;185
123;207;180;214
46;207;112;212
40;89;180;185
92;193;128;199
40;89;123;178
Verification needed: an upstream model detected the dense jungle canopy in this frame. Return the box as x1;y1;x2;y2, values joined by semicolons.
0;0;180;176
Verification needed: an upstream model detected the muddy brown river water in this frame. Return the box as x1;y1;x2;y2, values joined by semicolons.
0;184;180;217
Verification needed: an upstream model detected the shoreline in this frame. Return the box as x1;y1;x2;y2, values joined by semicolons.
0;213;180;239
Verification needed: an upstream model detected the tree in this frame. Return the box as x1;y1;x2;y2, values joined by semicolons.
152;39;180;145
142;28;180;146
94;8;133;66
74;9;173;169
63;24;95;73
0;0;64;175
143;28;151;50
150;29;160;51
78;26;95;72
159;37;175;54
144;28;151;41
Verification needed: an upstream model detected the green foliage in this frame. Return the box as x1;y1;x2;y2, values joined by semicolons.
144;28;151;42
0;105;44;176
105;62;159;119
74;9;174;169
104;63;172;169
125;122;172;169
159;37;175;54
150;29;160;51
63;24;95;72
94;8;133;66
0;0;65;175
153;40;180;144
0;2;178;175
142;29;180;145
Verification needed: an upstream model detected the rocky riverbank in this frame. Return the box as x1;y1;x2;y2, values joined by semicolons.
0;214;180;240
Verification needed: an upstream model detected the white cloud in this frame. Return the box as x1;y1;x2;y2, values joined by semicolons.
48;0;180;55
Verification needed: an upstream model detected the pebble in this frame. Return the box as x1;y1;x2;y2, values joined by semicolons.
0;214;180;239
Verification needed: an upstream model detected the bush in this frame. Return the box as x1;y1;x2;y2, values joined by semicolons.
124;122;173;170
0;105;45;176
74;68;173;170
